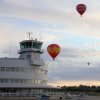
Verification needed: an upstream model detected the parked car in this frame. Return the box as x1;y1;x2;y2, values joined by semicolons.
35;94;50;100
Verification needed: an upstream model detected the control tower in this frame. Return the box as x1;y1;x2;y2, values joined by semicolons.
0;33;49;94
19;38;44;66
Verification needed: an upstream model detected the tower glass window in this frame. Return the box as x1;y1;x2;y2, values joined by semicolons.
28;42;32;48
25;42;32;48
20;43;25;49
32;42;42;49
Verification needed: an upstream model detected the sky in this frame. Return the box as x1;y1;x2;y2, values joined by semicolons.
0;0;100;87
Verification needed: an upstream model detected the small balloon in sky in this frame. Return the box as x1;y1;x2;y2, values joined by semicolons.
47;44;61;61
87;62;90;65
76;4;87;17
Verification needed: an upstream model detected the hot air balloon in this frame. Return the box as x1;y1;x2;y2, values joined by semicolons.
87;62;90;65
76;4;86;17
47;44;61;60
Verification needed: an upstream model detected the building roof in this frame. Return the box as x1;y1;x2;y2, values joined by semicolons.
0;58;29;67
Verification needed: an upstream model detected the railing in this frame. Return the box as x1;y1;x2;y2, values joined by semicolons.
18;48;44;54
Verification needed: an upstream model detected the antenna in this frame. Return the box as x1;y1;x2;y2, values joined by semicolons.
27;32;32;40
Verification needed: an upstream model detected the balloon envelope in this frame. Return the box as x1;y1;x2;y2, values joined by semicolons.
47;44;61;60
87;62;90;65
76;4;86;16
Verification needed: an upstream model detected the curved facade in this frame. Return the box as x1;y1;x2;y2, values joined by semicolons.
0;39;49;93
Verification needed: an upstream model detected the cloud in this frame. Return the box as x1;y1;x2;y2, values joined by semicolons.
48;62;100;86
45;46;100;86
4;0;33;7
0;0;100;39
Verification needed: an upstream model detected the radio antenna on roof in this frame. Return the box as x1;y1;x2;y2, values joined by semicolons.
27;32;32;40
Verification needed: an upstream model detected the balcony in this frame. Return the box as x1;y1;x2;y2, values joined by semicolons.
18;48;44;54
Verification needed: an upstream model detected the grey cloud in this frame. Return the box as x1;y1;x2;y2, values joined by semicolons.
48;64;100;81
0;0;100;39
44;47;100;82
60;47;83;58
0;1;91;26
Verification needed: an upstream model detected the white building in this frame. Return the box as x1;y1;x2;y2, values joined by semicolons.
0;38;53;94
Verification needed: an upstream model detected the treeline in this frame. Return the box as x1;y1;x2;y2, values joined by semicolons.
61;85;100;92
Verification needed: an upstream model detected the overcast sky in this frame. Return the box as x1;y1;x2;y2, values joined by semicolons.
0;0;100;86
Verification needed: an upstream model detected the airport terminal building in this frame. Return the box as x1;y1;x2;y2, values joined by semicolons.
0;37;56;95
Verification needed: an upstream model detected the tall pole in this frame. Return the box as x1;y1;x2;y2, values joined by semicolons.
27;32;32;40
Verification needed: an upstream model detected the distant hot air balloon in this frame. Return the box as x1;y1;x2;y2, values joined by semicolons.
47;44;61;60
76;4;86;17
87;62;90;65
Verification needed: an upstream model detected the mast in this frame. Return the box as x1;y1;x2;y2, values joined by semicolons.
27;32;32;40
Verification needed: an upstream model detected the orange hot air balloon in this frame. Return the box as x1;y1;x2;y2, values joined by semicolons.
47;44;61;60
76;4;86;17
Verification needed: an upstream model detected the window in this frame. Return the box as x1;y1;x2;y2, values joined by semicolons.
11;67;14;71
15;79;19;83
0;79;4;83
0;67;39;73
20;43;25;49
5;67;10;72
32;42;42;49
34;80;38;84
11;79;15;83
24;42;32;48
5;79;9;83
0;78;47;84
1;67;5;72
28;42;32;48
